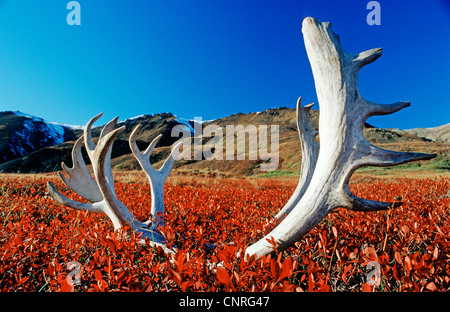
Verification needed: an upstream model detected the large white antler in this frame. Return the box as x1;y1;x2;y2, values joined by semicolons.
245;17;436;259
47;113;177;252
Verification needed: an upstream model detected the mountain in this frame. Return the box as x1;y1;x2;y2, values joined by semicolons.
0;111;200;173
0;111;81;164
388;123;450;144
169;108;449;175
0;108;448;175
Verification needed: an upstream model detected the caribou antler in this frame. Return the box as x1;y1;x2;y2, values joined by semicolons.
47;113;178;252
129;125;182;229
244;17;436;259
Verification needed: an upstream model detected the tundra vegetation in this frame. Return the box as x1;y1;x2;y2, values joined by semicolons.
0;17;447;292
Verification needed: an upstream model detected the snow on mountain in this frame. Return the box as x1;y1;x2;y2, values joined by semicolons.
13;111;84;130
5;111;68;158
118;114;146;124
13;111;66;141
174;117;196;134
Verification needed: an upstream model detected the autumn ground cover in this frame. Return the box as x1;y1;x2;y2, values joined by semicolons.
0;172;449;292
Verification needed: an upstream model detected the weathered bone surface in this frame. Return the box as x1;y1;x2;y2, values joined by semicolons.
47;16;436;261
47;113;179;254
244;17;436;259
274;97;319;221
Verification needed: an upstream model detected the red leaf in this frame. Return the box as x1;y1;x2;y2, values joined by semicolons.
308;273;314;292
181;281;193;291
94;270;103;282
317;283;330;292
216;267;231;287
18;276;29;285
271;259;281;281
362;282;373;292
174;251;187;272
426;282;437;292
280;257;295;280
102;238;117;254
15;236;23;246
116;271;127;285
394;252;402;265
46;263;56;277
265;236;278;252
59;278;73;292
392;265;400;281
404;256;412;274
166;265;182;286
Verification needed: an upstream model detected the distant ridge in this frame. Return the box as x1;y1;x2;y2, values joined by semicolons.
0;111;80;164
388;123;450;144
0;108;448;175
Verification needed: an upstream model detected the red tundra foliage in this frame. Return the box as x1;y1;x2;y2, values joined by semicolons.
0;174;449;292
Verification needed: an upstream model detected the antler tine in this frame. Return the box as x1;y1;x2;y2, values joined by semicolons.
353;47;383;69
129;125;181;228
159;140;182;179
58;135;103;203
48;179;123;230
129;125;159;175
143;134;163;157
84;114;120;193
84;113;103;153
274;97;319;220
46;181;105;213
130;125;182;177
99;116;119;140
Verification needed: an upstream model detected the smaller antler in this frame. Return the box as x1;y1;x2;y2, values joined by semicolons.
129;125;182;229
47;113;177;253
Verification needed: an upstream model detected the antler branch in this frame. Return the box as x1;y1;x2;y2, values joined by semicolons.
274;97;319;221
129;125;182;228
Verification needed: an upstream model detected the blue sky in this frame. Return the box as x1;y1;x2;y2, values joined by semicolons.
0;0;448;129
